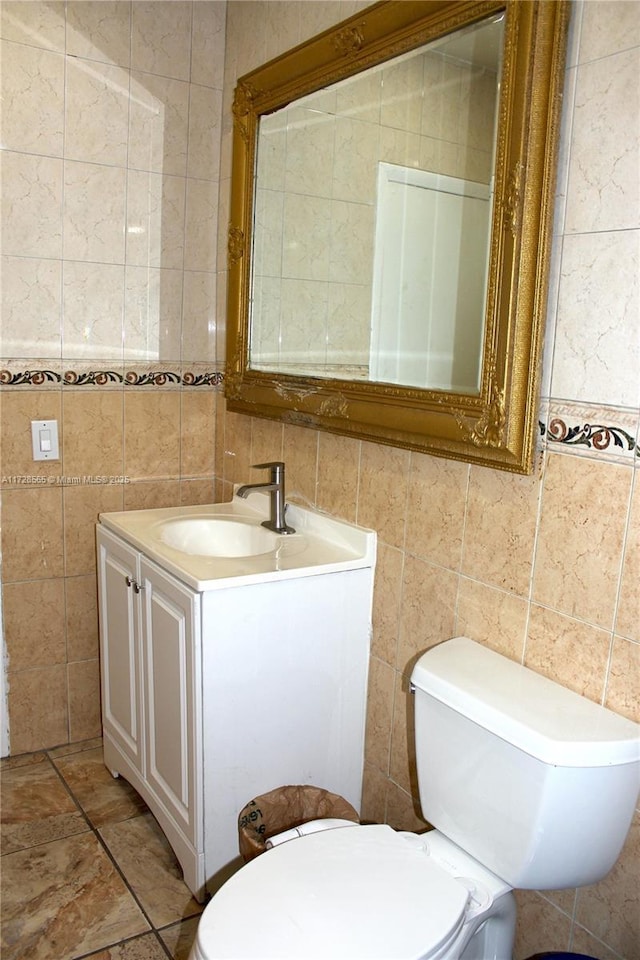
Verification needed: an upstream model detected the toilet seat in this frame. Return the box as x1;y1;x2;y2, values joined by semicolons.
192;824;470;960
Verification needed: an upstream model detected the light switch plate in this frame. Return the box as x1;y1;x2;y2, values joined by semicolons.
31;419;59;461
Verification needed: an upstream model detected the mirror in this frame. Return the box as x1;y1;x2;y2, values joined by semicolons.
251;14;503;395
226;0;570;474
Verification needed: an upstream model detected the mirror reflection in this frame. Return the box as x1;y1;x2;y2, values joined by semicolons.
249;13;504;395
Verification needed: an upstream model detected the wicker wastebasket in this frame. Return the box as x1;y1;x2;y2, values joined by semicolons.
238;784;360;862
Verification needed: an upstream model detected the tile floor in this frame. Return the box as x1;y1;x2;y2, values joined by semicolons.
0;738;205;960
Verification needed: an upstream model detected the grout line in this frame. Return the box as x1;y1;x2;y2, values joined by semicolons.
602;466;637;708
45;750;94;831
43;745;181;957
75;929;173;960
0;748;175;955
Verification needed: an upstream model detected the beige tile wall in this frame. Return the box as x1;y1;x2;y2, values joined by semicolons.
218;3;640;958
0;0;226;753
0;384;221;754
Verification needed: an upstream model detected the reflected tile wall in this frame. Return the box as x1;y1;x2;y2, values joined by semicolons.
250;38;496;374
220;3;640;959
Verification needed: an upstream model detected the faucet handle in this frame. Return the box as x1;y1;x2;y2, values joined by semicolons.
252;461;285;478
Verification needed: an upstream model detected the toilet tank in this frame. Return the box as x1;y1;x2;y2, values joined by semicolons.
411;637;640;890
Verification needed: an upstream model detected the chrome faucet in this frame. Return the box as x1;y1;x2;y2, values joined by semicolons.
236;462;295;534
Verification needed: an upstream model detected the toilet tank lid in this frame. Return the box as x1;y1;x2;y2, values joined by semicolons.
411;638;640;767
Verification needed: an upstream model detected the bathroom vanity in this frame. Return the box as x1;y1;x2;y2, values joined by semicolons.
96;493;376;899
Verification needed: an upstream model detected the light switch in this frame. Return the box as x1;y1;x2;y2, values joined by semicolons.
31;419;59;461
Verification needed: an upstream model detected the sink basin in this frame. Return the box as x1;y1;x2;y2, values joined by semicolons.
99;493;376;590
158;517;280;558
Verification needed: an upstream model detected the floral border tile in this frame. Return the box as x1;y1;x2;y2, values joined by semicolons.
181;362;225;390
63;362;125;391
0;361;64;390
121;363;187;391
539;400;640;464
0;363;223;390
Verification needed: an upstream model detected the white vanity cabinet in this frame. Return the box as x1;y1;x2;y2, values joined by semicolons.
97;526;204;893
96;499;376;901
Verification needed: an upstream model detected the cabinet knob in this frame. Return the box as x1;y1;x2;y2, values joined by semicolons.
133;581;143;594
125;575;134;588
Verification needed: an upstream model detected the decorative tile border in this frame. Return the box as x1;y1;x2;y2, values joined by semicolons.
0;365;224;389
2;366;638;465
539;399;640;464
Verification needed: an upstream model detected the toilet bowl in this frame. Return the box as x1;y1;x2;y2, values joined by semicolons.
189;638;640;960
189;823;516;960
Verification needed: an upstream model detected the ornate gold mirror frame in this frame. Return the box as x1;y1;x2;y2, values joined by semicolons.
225;0;570;474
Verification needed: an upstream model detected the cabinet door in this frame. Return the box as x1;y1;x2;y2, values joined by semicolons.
140;557;202;847
97;527;144;773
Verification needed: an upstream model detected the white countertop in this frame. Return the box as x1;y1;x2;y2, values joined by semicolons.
98;491;376;591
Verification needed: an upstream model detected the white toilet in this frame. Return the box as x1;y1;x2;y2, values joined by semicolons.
189;637;640;960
